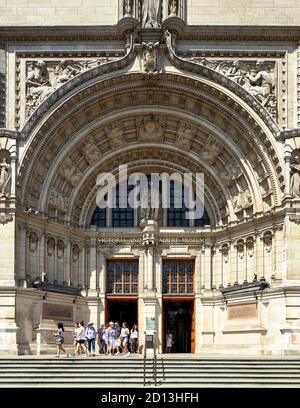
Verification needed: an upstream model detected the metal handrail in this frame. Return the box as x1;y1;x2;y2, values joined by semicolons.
143;331;158;386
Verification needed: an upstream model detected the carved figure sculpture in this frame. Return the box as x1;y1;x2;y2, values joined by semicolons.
123;0;133;16
140;181;161;223
244;60;273;102
290;162;300;198
142;0;162;28
169;0;178;16
0;156;11;198
26;60;53;105
142;41;160;73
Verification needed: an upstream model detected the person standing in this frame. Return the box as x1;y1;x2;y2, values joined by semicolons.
75;321;87;357
107;321;116;356
130;324;139;354
97;324;105;354
53;323;67;357
85;322;96;356
73;322;79;353
120;322;130;356
166;331;174;353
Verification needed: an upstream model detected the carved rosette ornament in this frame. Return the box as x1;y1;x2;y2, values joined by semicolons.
0;213;13;224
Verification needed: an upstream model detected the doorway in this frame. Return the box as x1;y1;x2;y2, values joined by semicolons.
106;298;138;329
163;300;194;353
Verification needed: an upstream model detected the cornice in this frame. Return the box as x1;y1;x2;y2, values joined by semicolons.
0;24;299;43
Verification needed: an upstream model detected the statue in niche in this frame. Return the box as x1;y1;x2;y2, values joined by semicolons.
142;0;162;28
0;156;11;198
244;60;273;103
123;0;133;16
169;0;178;16
140;181;161;223
142;42;160;73
29;232;38;253
290;162;300;198
26;60;53;105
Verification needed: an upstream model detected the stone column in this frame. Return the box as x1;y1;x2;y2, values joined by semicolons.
65;240;71;286
194;251;201;294
203;240;212;290
88;240;97;297
17;222;27;287
79;244;86;291
39;232;45;282
229;240;236;286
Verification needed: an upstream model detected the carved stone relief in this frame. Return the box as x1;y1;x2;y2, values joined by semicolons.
82;142;101;165
48;187;69;213
60;158;82;186
232;189;252;212
187;58;277;120
106;125;125;149
201;138;223;164
137;115;165;142
142;42;160;73
220;164;242;187
25;57;112;117
175;121;195;150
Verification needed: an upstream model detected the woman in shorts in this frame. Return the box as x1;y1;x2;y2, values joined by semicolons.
120;322;130;356
53;322;67;357
75;321;87;357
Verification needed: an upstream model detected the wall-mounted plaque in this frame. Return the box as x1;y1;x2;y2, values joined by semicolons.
43;303;73;321
228;303;257;320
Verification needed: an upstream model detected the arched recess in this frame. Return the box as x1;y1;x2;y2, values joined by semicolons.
17;67;285;229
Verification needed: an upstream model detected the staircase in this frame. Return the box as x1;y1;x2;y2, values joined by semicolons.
1;356;300;387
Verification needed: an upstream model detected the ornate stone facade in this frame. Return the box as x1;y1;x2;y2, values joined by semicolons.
0;1;300;357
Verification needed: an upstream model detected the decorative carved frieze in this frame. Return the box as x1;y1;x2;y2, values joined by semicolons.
184;57;278;121
137;115;165;142
25;57;112;118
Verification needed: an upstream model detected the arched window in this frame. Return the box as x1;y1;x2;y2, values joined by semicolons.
90;177;211;228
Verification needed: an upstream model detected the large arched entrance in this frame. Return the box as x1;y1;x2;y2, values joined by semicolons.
12;28;286;355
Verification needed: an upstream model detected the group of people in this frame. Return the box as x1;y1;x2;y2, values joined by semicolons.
53;321;139;358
